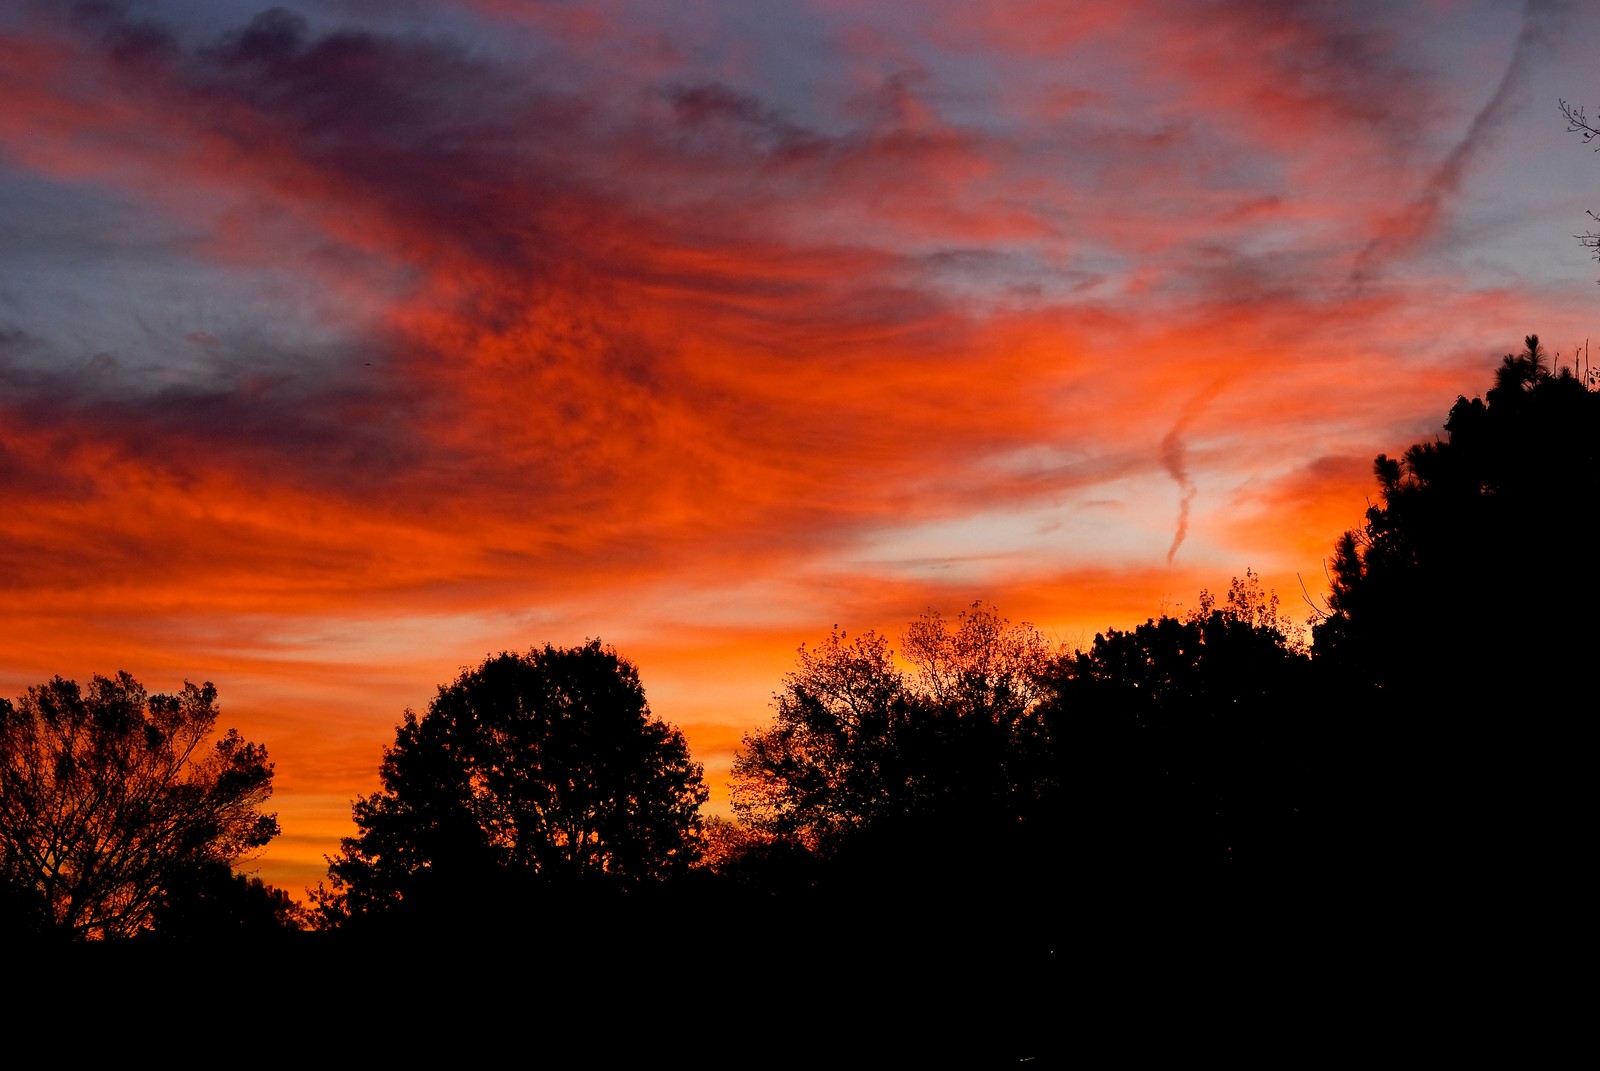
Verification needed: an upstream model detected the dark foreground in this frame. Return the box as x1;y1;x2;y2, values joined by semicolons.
12;874;1572;1067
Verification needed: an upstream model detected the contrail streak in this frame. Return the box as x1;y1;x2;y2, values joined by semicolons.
1160;383;1226;566
1161;424;1196;567
1351;0;1569;282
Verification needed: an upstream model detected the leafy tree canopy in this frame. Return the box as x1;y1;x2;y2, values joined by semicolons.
0;672;278;940
321;641;708;925
1310;338;1597;876
1043;584;1315;870
730;603;1059;861
149;861;308;938
1315;335;1600;695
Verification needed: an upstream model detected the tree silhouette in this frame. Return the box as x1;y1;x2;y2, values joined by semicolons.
1040;590;1316;875
1313;340;1597;877
321;641;708;927
1316;335;1598;686
730;625;912;853
730;604;1059;893
0;673;278;940
149;861;307;937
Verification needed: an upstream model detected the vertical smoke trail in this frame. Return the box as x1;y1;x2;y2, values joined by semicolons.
1160;381;1229;566
1161;424;1196;566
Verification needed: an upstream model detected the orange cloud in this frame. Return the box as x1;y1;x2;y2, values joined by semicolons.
3;1;1595;897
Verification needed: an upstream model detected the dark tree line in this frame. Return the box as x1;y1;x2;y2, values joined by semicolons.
714;344;1595;910
4;338;1591;949
711;575;1321;912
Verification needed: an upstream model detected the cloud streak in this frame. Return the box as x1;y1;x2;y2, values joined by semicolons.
1352;0;1572;281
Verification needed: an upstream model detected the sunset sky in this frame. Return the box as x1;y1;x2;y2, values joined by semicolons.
3;0;1597;895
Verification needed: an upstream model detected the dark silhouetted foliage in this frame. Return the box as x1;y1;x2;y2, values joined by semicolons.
148;861;306;938
1317;336;1598;693
1041;592;1317;875
730;604;1060;895
320;641;708;928
1313;337;1598;875
0;673;278;940
730;624;913;853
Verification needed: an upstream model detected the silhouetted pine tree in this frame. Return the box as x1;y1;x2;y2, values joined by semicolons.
1313;337;1597;887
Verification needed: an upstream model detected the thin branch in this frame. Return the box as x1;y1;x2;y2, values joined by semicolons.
1560;99;1600;147
1297;572;1330;622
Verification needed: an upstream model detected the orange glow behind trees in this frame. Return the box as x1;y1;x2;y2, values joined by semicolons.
2;1;1597;893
